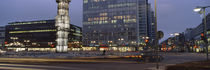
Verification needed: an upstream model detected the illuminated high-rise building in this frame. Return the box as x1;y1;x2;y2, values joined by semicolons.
0;26;5;49
55;0;71;52
83;0;155;51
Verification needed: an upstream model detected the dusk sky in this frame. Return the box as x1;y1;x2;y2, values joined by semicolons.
0;0;209;40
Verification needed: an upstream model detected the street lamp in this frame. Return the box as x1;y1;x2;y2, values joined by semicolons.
174;33;180;36
170;33;180;36
194;6;210;61
194;8;202;12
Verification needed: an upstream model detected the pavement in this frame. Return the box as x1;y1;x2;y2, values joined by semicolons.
146;52;209;70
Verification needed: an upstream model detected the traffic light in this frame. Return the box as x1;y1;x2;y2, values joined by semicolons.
201;33;204;40
201;33;208;43
145;39;149;43
51;45;55;48
4;42;8;44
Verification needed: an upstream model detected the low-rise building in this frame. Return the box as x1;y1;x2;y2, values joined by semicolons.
5;20;82;52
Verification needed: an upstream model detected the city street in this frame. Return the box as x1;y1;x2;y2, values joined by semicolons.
0;53;208;70
0;0;209;70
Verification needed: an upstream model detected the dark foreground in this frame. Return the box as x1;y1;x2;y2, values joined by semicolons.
0;58;155;70
0;53;208;70
167;60;210;70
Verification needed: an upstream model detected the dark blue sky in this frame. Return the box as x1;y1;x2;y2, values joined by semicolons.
0;0;209;40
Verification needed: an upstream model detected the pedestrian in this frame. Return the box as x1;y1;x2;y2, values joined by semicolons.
102;50;106;55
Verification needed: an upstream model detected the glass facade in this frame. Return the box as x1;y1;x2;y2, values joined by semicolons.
0;26;5;49
83;0;155;51
5;20;82;52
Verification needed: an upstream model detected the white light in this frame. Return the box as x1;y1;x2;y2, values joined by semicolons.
194;8;202;12
121;38;124;41
170;34;174;36
174;33;180;36
56;0;71;53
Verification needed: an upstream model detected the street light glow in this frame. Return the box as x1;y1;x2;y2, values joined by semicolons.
174;33;180;36
194;8;202;12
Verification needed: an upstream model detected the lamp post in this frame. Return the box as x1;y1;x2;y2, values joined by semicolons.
154;0;160;69
194;6;210;61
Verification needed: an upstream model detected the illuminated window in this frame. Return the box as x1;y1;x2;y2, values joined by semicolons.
99;13;108;16
111;20;117;24
123;19;136;23
84;0;88;3
9;29;56;34
114;15;133;20
108;3;136;8
11;21;47;25
92;0;106;2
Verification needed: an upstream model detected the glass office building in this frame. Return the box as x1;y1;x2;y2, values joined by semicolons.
83;0;155;52
0;26;5;49
5;20;82;52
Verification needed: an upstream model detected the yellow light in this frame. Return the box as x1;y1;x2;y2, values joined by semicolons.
11;21;47;25
9;29;56;34
139;55;142;58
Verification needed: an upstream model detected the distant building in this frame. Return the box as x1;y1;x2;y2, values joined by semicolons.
147;3;156;47
147;4;156;40
184;13;210;52
83;0;155;52
207;13;210;30
161;33;185;52
184;28;194;41
5;20;82;52
0;26;5;49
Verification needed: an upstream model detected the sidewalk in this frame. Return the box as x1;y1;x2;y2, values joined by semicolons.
145;64;175;70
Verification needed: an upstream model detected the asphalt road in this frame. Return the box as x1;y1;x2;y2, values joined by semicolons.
0;53;208;70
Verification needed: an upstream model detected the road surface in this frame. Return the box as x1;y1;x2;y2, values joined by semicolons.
0;53;208;70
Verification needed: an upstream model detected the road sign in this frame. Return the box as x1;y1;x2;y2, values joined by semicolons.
157;31;164;40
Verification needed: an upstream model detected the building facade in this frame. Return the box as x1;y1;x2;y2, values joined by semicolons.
83;0;155;52
5;20;82;52
161;33;185;52
184;28;194;41
0;26;5;49
147;4;156;40
183;13;210;52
